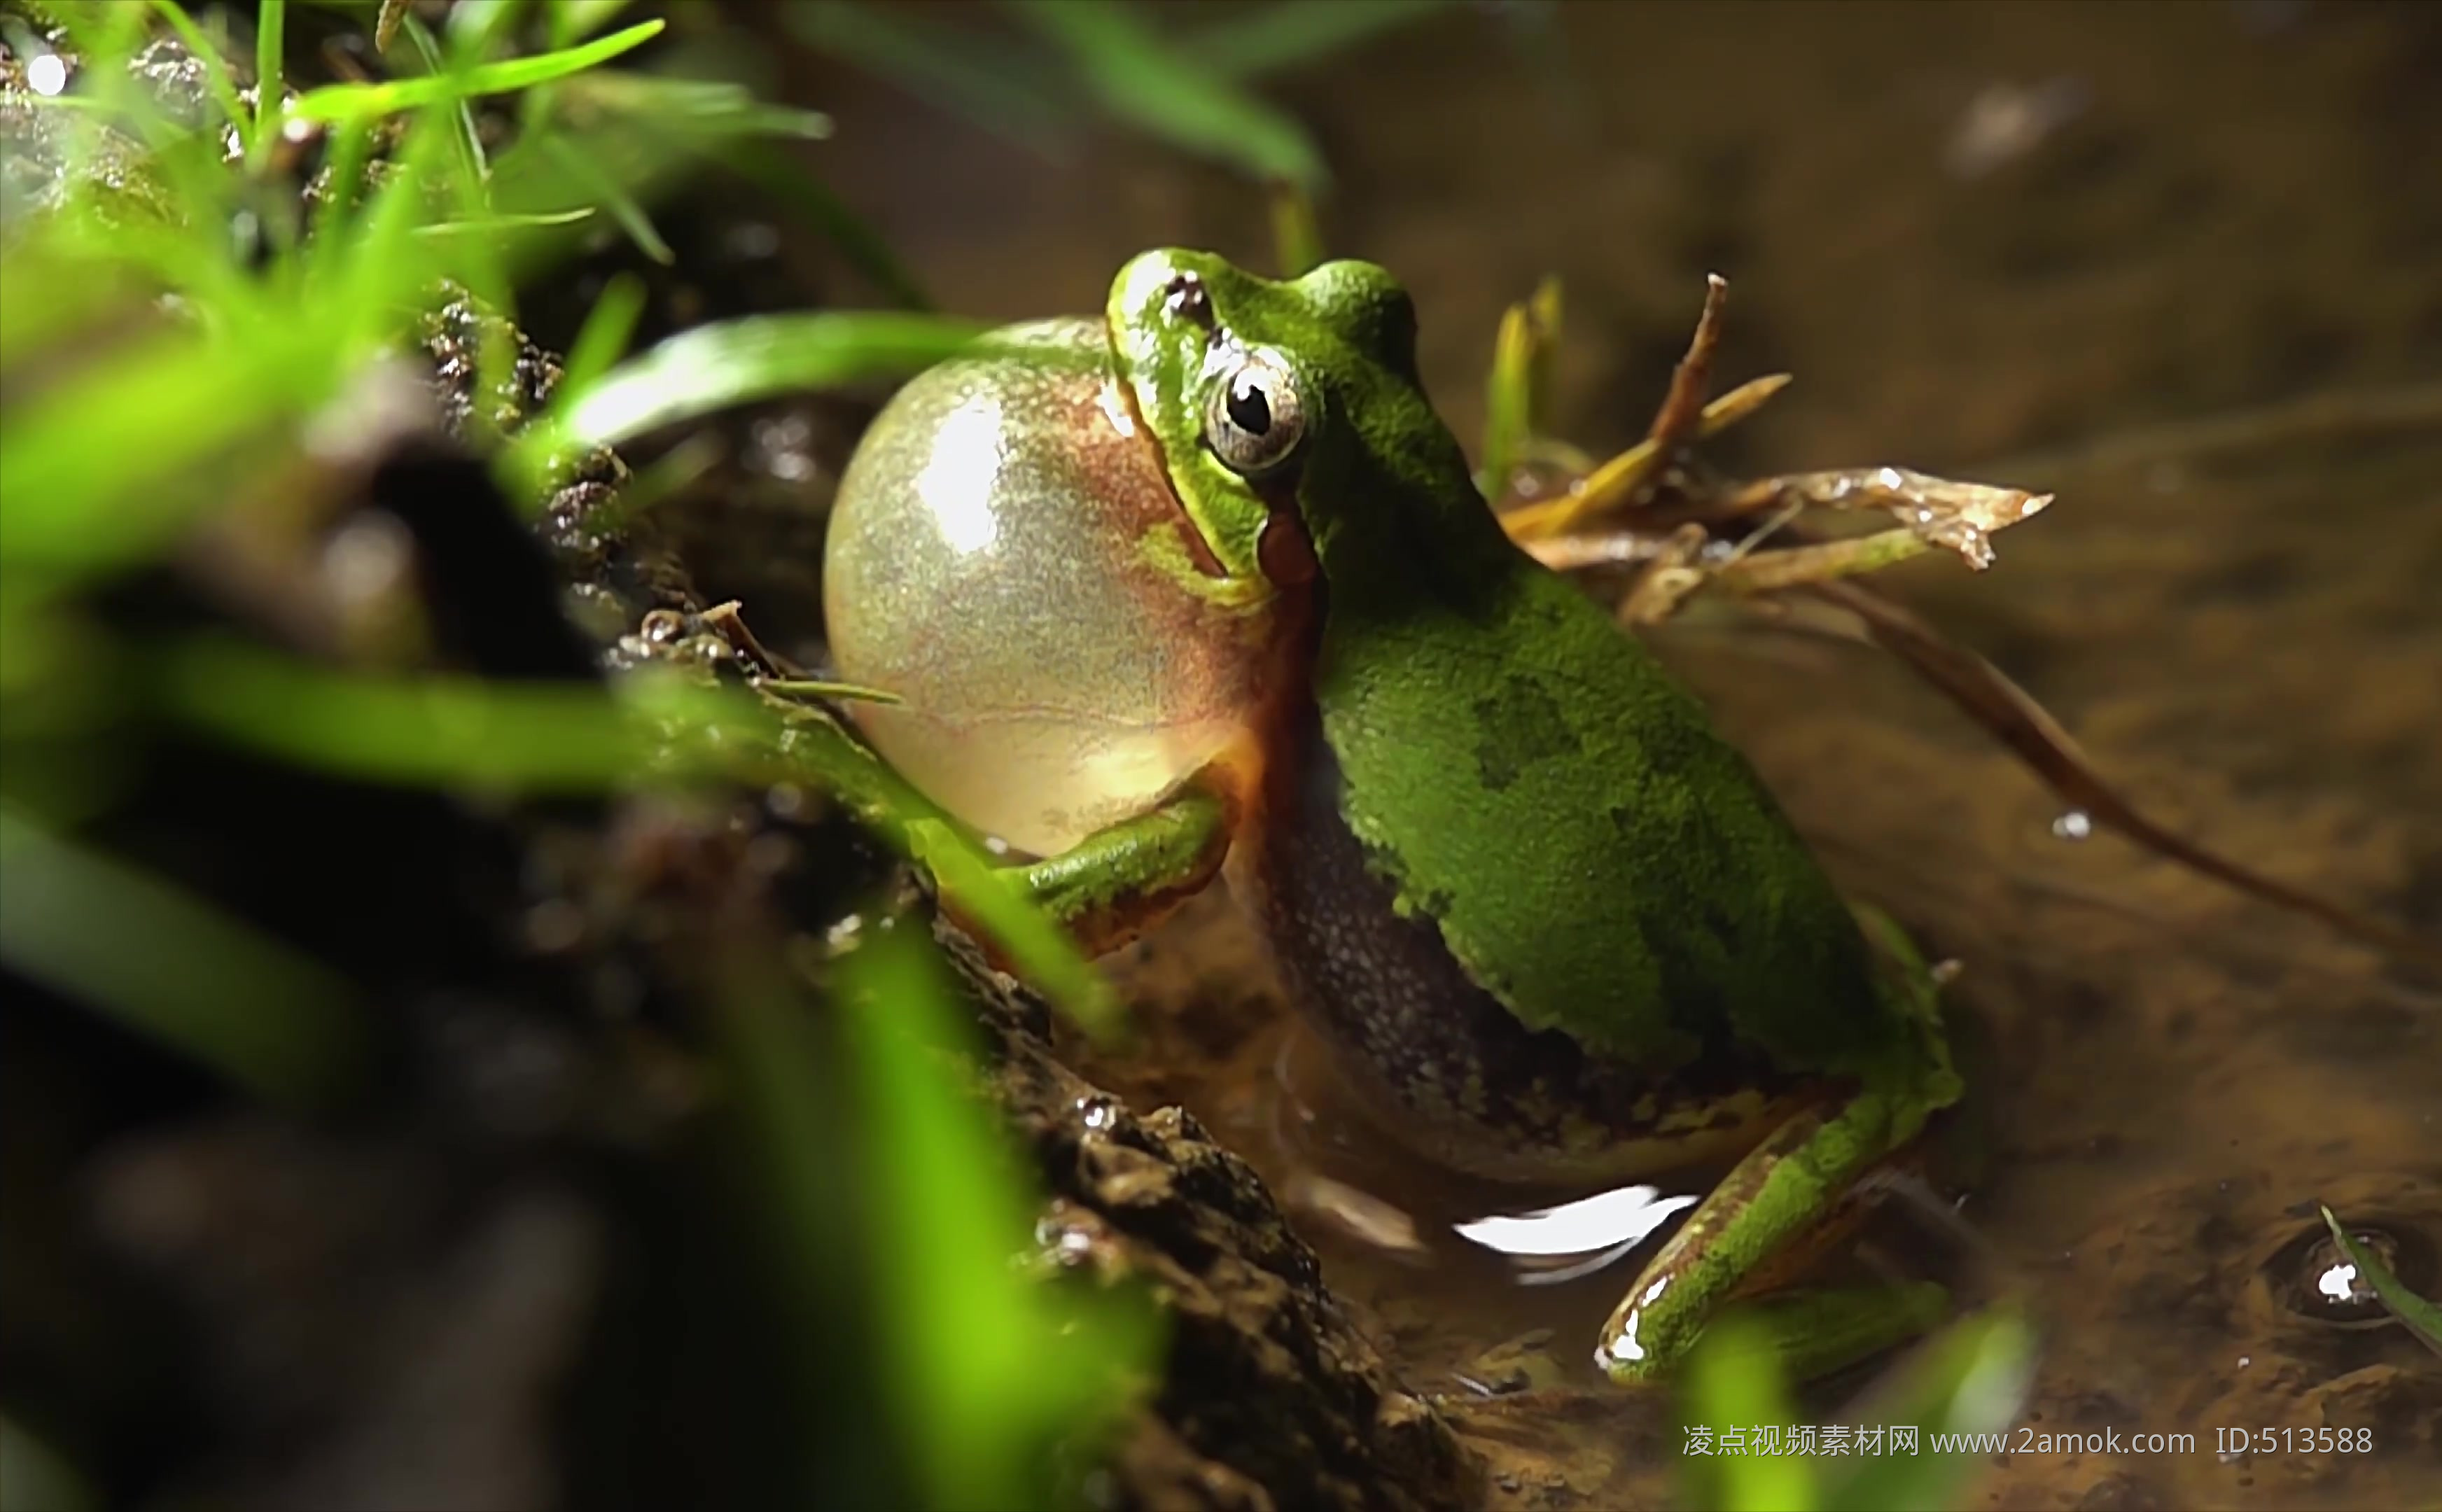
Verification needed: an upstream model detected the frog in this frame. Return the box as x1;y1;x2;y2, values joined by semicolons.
824;248;1962;1385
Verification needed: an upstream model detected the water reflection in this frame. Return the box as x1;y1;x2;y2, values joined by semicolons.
1453;1184;1698;1287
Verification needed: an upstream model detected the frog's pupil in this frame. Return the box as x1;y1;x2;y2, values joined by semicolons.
1228;377;1273;436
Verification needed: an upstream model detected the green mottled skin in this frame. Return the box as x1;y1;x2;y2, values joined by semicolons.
1106;251;1924;1068
996;251;1962;1382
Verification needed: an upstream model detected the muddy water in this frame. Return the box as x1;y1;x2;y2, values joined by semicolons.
802;4;2441;1506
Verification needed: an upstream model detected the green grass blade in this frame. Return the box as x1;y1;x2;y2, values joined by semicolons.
333;105;458;351
146;637;1116;1034
517;310;1005;466
787;1;1072;152
0;808;369;1107
155;639;725;793
1824;1308;2038;1512
724;140;933;309
412;207;598;237
1268;177;1323;276
719;701;1112;1040
0;1410;98;1512
707;954;902;1503
445;0;531;58
287;18;666;122
399;13;495;192
839;928;1159;1509
1008;0;1326;190
1682;1313;1817;1512
0;239;148;365
307;111;377;248
558;270;650;402
904;820;1119;1042
146;1;252;134
2321;1205;2442;1357
1191;0;1455;80
251;0;286;167
548;0;634;48
1475;276;1561;500
540;133;672;263
0;321;326;574
547;73;833;141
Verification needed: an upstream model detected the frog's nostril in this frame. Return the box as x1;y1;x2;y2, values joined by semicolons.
2264;1218;2434;1329
1163;272;1213;329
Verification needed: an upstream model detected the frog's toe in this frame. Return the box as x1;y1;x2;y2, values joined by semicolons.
1601;1280;1951;1385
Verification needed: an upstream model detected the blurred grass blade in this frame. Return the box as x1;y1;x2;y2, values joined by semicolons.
538;71;834;141
1682;1312;1815;1512
724;699;1112;1037
2320;1206;2442;1357
398;13;496;192
251;0;286;167
540;133;674;263
517;310;1005;471
148;638;1115;1035
726;140;933;309
156;638;717;792
0;241;149;365
549;0;635;47
1269;178;1323;277
309;113;377;246
840;928;1159;1511
1008;0;1326;190
0;320;328;574
1477;276;1561;500
788;1;1072;151
1191;0;1455;80
711;954;907;1504
905;820;1118;1041
147;1;251;133
0;1411;97;1512
1826;1308;2037;1512
0;808;368;1107
445;0;531;57
413;207;598;237
287;18;665;122
1;107;467;576
560;271;650;401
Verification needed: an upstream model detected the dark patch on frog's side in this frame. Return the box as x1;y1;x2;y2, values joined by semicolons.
1469;680;1582;793
1244;705;1816;1185
1603;799;1741;1050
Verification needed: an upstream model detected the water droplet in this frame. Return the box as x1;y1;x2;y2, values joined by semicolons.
2266;1221;2430;1329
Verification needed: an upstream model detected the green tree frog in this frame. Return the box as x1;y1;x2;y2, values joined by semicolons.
823;251;1961;1383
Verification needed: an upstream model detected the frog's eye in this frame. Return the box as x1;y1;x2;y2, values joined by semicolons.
1203;349;1307;476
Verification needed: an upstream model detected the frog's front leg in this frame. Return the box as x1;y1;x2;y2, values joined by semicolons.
1597;1067;1955;1384
1004;778;1236;958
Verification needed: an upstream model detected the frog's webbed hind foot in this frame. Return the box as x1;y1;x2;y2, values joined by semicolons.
1596;1070;1955;1385
1691;1282;1951;1385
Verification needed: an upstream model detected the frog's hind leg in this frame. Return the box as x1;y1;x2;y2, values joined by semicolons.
1596;1072;1951;1385
1707;1281;1952;1384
